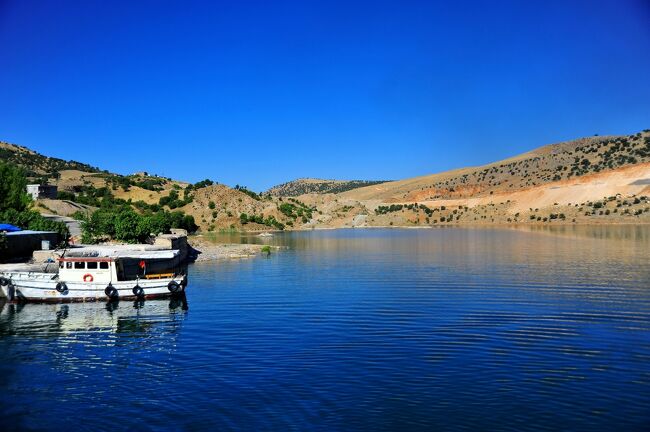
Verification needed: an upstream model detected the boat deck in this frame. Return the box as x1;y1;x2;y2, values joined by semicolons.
0;263;57;273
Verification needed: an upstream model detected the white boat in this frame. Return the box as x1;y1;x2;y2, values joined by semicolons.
0;249;188;302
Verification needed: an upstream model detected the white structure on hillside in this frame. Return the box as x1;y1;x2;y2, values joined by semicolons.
26;184;58;200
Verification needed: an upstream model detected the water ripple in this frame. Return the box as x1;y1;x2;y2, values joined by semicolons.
1;228;650;431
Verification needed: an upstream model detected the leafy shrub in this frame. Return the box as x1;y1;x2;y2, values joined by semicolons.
0;208;69;240
234;185;261;200
159;190;192;209
79;206;197;244
56;190;76;201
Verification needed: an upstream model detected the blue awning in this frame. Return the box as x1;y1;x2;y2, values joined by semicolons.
0;223;22;232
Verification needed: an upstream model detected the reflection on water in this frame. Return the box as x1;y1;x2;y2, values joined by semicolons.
514;223;650;242
1;228;650;431
201;223;650;252
0;296;188;336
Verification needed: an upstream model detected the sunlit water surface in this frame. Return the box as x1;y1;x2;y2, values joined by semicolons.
1;227;649;431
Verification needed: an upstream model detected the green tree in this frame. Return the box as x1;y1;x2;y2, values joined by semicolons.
0;160;31;212
0;161;69;244
114;209;145;242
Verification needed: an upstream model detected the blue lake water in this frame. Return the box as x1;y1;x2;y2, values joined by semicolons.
1;227;650;431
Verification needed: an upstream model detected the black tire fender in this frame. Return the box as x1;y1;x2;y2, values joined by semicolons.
105;284;119;299
55;282;68;293
168;281;180;293
0;277;10;287
132;285;144;297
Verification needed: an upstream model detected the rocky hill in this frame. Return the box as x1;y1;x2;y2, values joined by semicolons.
0;141;317;232
0;141;101;178
267;178;388;196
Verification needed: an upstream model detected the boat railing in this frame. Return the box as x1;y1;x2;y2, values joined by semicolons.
144;272;175;280
1;271;56;281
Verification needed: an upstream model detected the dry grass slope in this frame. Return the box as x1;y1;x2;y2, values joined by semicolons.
0;141;101;176
342;131;650;202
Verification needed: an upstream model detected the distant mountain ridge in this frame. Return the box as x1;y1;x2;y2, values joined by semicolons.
267;178;389;197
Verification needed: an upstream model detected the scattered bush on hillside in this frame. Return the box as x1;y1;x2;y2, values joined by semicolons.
190;179;214;189
158;189;193;209
183;179;214;197
56;190;76;201
62;185;121;207
278;199;315;222
375;203;424;215
133;200;161;213
132;177;166;191
0;143;101;177
239;212;285;230
268;179;389;197
234;185;261;201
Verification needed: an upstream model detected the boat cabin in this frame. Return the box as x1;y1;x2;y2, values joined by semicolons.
57;249;184;284
58;258;117;283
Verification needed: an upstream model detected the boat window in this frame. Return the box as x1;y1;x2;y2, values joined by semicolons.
100;262;109;270
59;262;64;269
74;261;85;269
66;262;73;269
87;261;98;269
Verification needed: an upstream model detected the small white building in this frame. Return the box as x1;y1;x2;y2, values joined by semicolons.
26;184;58;200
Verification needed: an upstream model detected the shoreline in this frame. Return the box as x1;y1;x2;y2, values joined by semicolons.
196;219;650;236
188;239;282;262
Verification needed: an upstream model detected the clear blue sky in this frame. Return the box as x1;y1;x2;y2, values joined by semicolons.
1;0;649;191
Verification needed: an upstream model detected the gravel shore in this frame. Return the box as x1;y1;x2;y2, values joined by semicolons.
189;240;278;262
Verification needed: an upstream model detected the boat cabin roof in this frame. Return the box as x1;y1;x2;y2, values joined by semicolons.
59;249;180;261
58;257;114;263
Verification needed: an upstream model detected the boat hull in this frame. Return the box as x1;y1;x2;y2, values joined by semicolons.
0;273;187;303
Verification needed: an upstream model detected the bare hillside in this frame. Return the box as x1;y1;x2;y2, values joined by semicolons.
288;130;650;228
342;131;650;202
